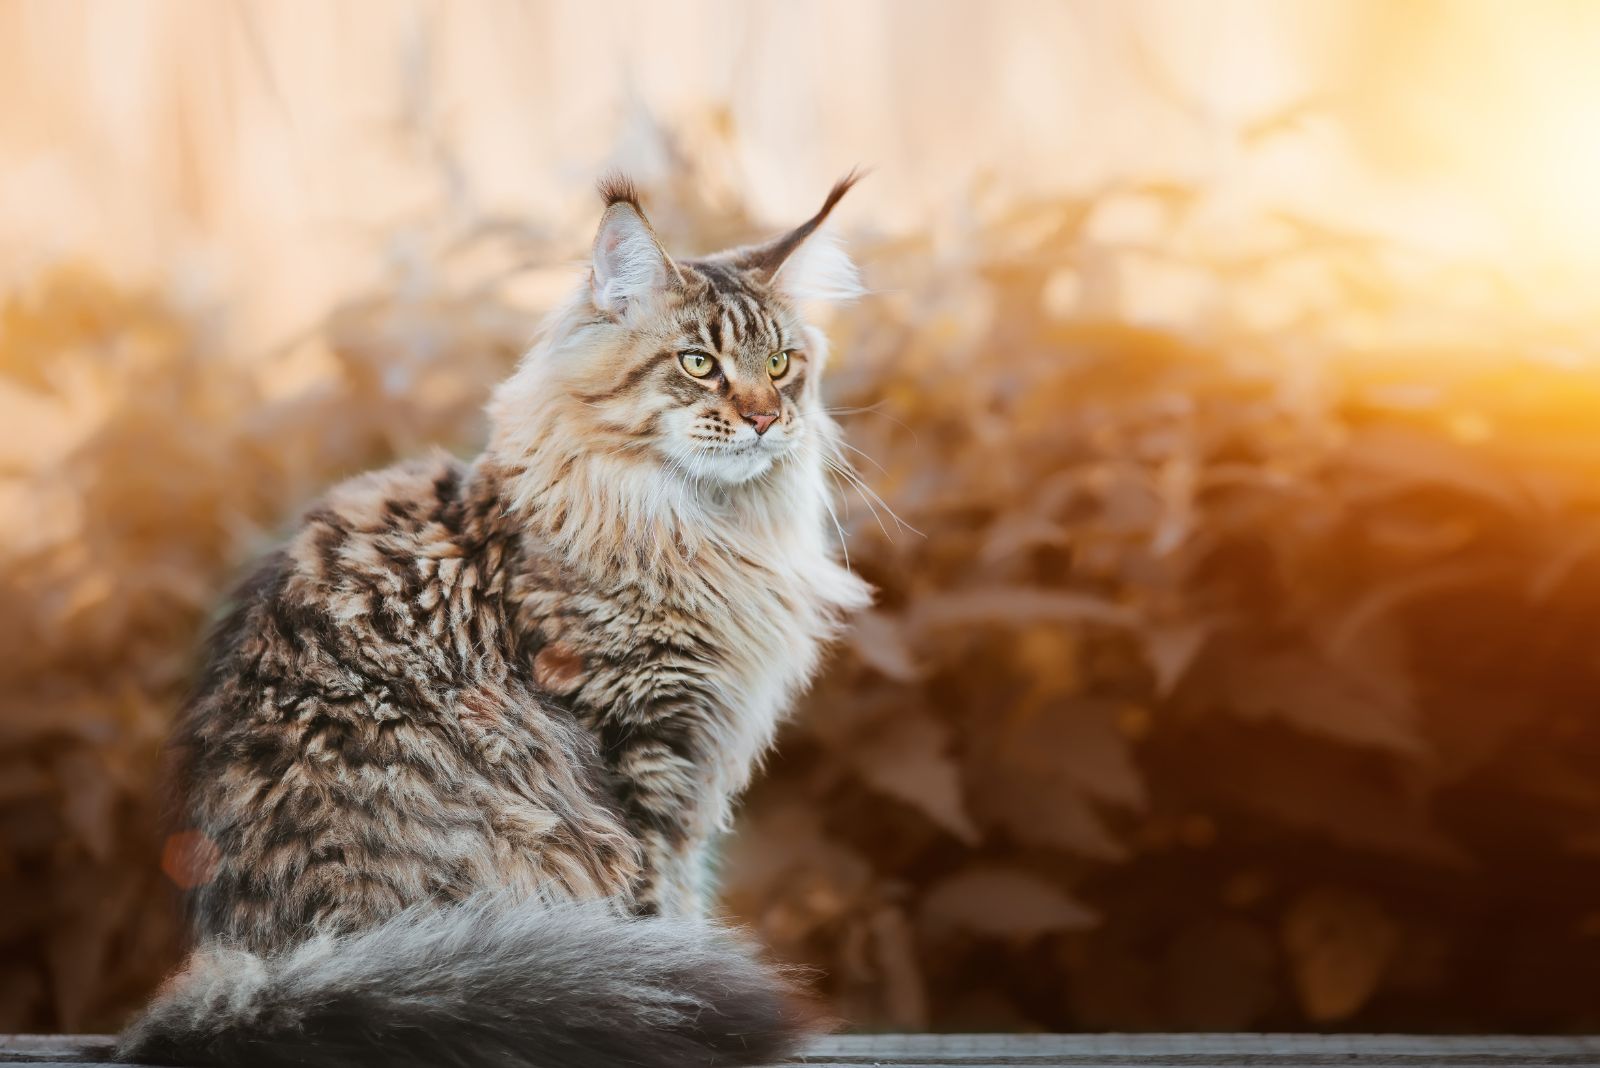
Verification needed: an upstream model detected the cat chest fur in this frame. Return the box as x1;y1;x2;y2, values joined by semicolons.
513;535;838;825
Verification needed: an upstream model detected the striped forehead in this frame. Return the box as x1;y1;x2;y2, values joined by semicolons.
680;260;788;356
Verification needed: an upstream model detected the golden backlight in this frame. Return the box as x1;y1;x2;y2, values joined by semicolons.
1343;1;1600;281
3;0;1600;1040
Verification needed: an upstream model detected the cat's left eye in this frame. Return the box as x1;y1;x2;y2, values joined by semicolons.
767;350;791;379
680;351;716;378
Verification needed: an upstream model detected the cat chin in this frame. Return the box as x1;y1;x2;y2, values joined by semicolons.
657;439;791;486
692;446;781;485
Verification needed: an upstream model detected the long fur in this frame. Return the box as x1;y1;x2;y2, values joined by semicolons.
117;895;815;1068
119;177;870;1067
770;226;863;303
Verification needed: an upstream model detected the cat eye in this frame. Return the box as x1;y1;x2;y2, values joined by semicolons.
767;350;791;379
679;351;716;378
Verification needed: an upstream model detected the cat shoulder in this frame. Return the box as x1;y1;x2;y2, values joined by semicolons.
258;451;481;630
307;450;469;537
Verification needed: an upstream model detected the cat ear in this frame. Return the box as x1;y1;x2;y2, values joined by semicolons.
590;176;681;315
737;170;865;303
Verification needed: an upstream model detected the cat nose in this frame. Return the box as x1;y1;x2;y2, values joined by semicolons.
742;409;779;435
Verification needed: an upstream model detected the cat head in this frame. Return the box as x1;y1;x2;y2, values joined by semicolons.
494;174;862;489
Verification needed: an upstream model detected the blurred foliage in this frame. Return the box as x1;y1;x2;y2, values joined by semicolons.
5;141;1600;1036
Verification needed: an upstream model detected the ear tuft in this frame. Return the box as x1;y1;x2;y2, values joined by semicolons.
590;177;677;315
597;172;643;211
813;168;866;225
734;170;867;302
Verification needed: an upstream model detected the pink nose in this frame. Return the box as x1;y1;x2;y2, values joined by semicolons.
745;411;779;435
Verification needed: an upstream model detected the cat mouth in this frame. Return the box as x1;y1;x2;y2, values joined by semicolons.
699;437;779;456
677;437;791;485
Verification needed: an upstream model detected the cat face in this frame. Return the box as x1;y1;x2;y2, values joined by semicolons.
579;259;817;484
569;176;861;486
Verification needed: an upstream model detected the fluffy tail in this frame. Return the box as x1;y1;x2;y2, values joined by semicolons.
116;895;819;1068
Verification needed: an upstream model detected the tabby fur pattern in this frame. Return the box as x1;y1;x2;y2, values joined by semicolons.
116;174;872;1068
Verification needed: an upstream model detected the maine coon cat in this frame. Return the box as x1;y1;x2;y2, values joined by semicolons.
116;175;872;1068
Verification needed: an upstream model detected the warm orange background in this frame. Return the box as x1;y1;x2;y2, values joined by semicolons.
4;0;1600;1035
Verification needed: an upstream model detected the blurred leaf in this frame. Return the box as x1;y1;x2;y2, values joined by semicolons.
850;610;921;682
1142;621;1214;697
866;907;929;1030
910;588;1138;632
1341;425;1532;515
1199;728;1467;865
1218;642;1423;755
920;867;1097;936
969;699;1144;859
1327;561;1509;656
1283;887;1399;1022
52;750;117;864
850;717;980;844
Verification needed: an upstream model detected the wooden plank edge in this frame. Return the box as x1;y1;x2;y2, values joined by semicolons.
6;1033;1600;1067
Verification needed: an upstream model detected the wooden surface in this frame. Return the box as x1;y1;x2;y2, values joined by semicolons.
5;1032;1600;1066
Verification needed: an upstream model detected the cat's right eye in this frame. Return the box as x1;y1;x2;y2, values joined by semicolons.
679;351;716;378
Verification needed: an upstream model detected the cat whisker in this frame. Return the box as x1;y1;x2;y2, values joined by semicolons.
836;438;888;475
820;488;852;572
820;455;887;541
820;403;920;442
821;451;920;539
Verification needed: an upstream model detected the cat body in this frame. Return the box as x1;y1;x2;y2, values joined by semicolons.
118;177;870;1068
